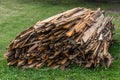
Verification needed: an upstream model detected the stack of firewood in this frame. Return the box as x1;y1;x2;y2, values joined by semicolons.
5;7;114;69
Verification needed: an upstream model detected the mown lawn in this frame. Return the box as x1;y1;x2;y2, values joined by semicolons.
0;0;120;80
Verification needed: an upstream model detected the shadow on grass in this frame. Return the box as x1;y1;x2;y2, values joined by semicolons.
14;0;120;11
15;0;107;7
109;42;120;60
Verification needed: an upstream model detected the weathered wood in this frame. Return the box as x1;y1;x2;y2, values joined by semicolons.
5;7;115;69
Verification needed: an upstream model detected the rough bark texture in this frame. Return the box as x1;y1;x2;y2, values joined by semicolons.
5;7;114;69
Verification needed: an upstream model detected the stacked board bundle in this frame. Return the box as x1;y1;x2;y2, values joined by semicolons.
5;7;114;69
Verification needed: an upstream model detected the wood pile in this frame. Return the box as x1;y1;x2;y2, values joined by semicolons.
5;7;115;69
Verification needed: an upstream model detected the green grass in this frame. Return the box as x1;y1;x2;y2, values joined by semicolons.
0;0;120;80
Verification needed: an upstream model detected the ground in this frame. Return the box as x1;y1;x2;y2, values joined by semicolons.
0;0;120;80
